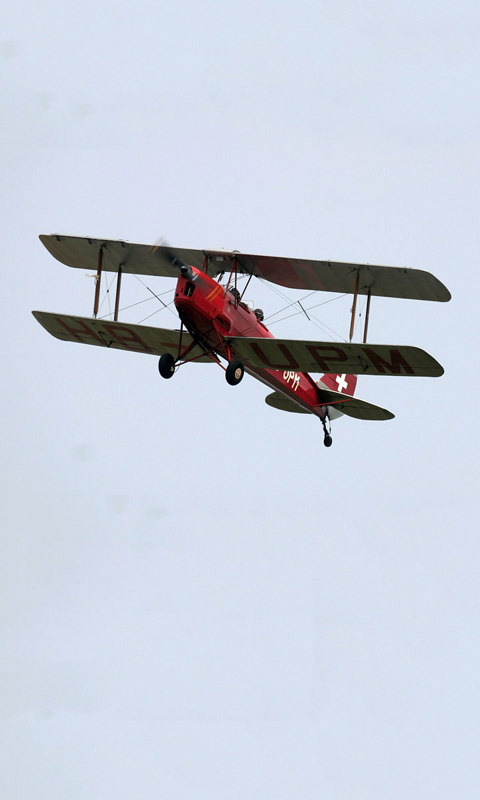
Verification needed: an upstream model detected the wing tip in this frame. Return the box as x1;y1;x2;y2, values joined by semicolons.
435;284;451;303
340;404;395;421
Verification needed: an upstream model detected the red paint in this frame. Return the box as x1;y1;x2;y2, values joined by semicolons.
305;344;349;372
56;316;155;354
320;373;357;395
248;342;300;370
101;322;153;353
57;316;105;344
173;268;338;417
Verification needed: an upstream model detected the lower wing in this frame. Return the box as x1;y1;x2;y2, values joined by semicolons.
227;336;443;377
32;311;212;362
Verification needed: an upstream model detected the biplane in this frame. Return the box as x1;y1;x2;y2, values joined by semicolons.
33;235;451;447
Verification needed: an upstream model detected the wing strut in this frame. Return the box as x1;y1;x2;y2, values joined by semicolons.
225;256;239;306
363;289;371;343
93;246;103;318
114;265;123;321
350;279;372;343
349;270;359;341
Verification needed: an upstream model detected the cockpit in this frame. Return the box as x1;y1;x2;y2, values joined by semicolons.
227;286;263;321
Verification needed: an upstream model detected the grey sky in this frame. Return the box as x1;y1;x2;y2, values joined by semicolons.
2;1;479;797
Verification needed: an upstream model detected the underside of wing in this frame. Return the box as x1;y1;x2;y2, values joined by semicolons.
264;391;312;414
315;386;394;420
234;254;450;301
227;336;444;377
265;387;393;420
40;235;450;301
32;311;212;361
39;235;207;278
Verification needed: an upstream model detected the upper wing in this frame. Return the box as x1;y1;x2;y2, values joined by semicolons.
228;336;444;377
233;254;451;301
40;235;450;301
39;235;207;278
32;311;213;361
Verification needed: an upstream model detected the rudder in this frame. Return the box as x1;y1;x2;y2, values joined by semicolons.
318;373;357;395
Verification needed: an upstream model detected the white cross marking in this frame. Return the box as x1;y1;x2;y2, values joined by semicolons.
335;374;348;393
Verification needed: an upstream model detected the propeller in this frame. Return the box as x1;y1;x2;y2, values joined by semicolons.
150;237;194;281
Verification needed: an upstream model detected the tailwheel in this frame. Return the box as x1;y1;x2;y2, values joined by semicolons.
320;410;333;448
225;360;244;386
158;352;176;379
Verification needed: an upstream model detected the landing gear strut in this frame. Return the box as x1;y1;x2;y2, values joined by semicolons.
158;352;175;378
320;410;332;447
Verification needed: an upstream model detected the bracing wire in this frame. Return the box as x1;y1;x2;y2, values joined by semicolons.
132;274;178;319
137;300;176;325
94;265;360;344
96;287;174;321
259;277;351;341
97;272;116;317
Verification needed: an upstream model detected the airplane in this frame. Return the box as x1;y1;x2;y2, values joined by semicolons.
32;234;451;447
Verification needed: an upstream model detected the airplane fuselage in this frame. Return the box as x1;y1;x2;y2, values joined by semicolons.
174;266;326;418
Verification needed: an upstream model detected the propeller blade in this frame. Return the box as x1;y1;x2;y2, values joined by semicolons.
150;237;194;280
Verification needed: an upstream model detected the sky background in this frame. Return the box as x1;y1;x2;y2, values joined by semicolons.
2;1;479;797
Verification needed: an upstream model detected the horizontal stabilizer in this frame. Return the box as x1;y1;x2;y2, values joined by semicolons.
264;392;311;414
227;336;444;378
315;386;394;420
32;311;212;362
40;235;450;301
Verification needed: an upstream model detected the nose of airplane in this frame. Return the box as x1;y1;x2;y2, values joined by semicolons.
180;265;194;281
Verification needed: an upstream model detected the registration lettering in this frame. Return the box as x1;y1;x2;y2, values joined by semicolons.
55;317;154;354
283;370;300;391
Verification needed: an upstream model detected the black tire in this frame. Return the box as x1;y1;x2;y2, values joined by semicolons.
323;434;333;448
226;360;244;386
158;353;176;379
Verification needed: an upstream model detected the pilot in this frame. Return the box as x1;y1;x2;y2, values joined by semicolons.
254;308;264;322
228;286;241;301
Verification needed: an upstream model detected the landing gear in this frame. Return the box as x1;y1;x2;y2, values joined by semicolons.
225;360;244;386
158;352;175;379
320;410;333;447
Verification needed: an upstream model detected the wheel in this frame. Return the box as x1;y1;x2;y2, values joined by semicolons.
158;352;175;379
225;360;244;386
323;434;333;448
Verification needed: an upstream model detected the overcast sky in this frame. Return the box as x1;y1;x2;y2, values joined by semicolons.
2;1;479;797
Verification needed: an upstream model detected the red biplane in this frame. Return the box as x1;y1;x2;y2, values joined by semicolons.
33;235;450;447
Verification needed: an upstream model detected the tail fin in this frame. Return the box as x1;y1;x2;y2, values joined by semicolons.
316;374;357;421
318;373;357;395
